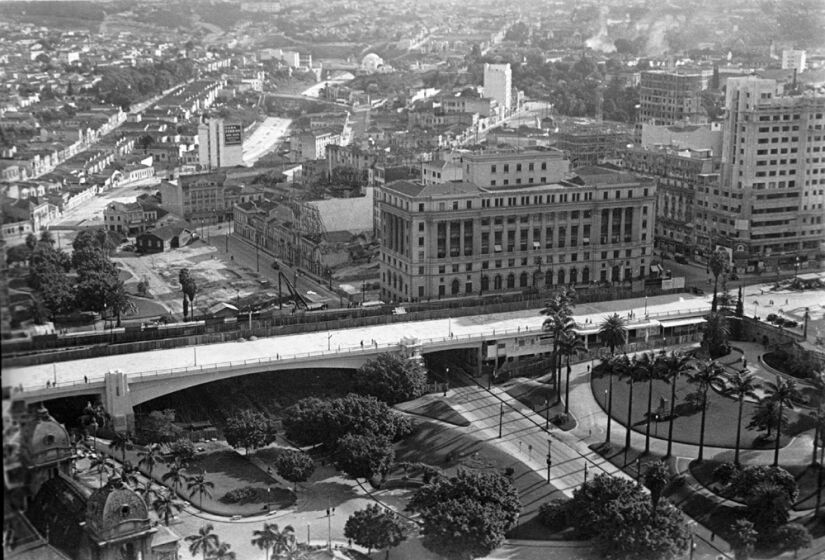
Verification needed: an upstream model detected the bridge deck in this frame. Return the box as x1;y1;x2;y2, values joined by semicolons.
3;297;710;394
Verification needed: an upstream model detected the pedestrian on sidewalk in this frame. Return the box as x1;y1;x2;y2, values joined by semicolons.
84;375;88;383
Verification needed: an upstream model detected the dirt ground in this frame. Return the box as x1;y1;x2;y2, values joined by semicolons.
114;240;276;318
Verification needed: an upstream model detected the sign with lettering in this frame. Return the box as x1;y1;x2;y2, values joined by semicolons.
223;124;242;146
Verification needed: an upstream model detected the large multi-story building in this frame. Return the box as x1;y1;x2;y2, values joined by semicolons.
637;71;707;131
461;147;571;188
378;165;656;302
197;116;244;169
556;122;634;168
781;49;807;73
483;63;512;114
160;172;263;224
715;77;825;272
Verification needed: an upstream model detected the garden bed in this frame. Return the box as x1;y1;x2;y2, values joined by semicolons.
504;380;576;431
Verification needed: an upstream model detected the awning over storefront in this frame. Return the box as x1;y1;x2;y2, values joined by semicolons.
627;320;662;331
659;317;706;329
573;326;601;336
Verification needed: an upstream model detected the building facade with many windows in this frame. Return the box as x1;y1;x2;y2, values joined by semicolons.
717;76;825;271
378;166;656;302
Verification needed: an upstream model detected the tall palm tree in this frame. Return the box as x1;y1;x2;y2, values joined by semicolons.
272;524;297;559
702;311;731;358
251;523;278;560
152;490;183;526
687;359;726;463
728;519;758;560
708;250;727;312
725;369;762;465
162;459;188;497
119;461;141;490
598;313;627;356
604;354;630;445
637;352;661;455
541;288;576;395
543;314;575;402
620;354;648;453
207;542;236;560
138;443;163;490
659;351;694;458
764;377;800;466
810;372;825;466
187;473;215;514
109;431;131;464
558;330;586;414
186;524;220;560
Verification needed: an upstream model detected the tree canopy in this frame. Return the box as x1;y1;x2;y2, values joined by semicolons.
223;409;277;455
344;504;408;557
273;449;315;491
334;433;395;480
353;353;428;405
408;469;519;560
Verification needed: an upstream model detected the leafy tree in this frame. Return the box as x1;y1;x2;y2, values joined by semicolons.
344;504;408;559
6;244;32;266
186;523;220;560
187;473;215;512
39;271;76;317
169;438;196;465
728;519;758;560
28;242;70;291
643;461;671;511
353;352;428;405
179;268;197;319
775;523;812;557
687;360;726;462
408;469;520;560
273;449;315;491
567;473;642;538
595;499;689;560
746;482;792;539
223;409;277;455
763;377;800;466
25;233;38;251
725;369;762;465
39;230;54;245
282;394;412;448
140;409;179;442
334;433;395;480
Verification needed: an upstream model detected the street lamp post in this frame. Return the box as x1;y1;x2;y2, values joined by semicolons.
444;368;449;396
606;387;613;444
498;403;504;438
794;256;800;279
546;439;552;483
326;499;335;551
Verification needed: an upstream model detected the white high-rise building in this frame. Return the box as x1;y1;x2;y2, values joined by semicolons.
781;49;807;73
483;63;512;113
198;116;244;170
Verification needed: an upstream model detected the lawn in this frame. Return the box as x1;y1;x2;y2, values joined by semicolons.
590;365;815;449
391;418;570;540
690;459;825;511
127;296;168;319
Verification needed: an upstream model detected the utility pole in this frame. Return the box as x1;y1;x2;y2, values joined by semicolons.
546;439;552;483
498;403;504;438
326;499;335;551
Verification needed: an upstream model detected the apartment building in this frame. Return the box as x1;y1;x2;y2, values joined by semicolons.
378;166;656;302
197;116;244;170
483;63;512;114
293;130;342;161
715;77;825;272
160;172;263;224
556;122;633;168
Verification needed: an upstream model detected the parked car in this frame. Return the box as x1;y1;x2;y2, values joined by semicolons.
674;253;688;264
271;260;280;270
766;313;778;322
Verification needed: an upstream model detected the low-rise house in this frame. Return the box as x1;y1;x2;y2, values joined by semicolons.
136;224;193;253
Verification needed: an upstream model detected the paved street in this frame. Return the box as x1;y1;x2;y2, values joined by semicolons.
242;116;292;165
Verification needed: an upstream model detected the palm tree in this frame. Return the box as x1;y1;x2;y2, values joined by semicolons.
764;377;800;466
109;431;131;464
541;288;577;394
598;313;627;355
251;523;277;560
687;359;726;462
725;369;762;465
152;490;183;526
207;542;236;560
543;314;575;401
272;524;297;559
708;250;727;312
187;473;215;513
604;354;630;445
637;352;661;455
138;443;163;490
89;453;112;486
659;351;694;458
186;524;220;560
642;461;671;512
162;459;188;497
619;354;648;453
557;331;585;414
809;372;825;466
119;460;141;489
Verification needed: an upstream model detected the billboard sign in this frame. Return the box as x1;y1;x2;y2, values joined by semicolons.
223;123;242;146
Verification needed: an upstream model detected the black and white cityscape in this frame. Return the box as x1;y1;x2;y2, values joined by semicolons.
2;1;824;559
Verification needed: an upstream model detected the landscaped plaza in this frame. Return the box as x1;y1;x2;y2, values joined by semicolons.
6;278;824;560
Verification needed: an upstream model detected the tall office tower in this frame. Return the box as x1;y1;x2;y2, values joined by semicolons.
713;76;825;272
637;71;707;133
483;63;512;113
198;116;244;169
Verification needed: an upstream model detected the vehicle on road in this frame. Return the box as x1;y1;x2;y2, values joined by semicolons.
271;260;280;270
674;253;688;264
